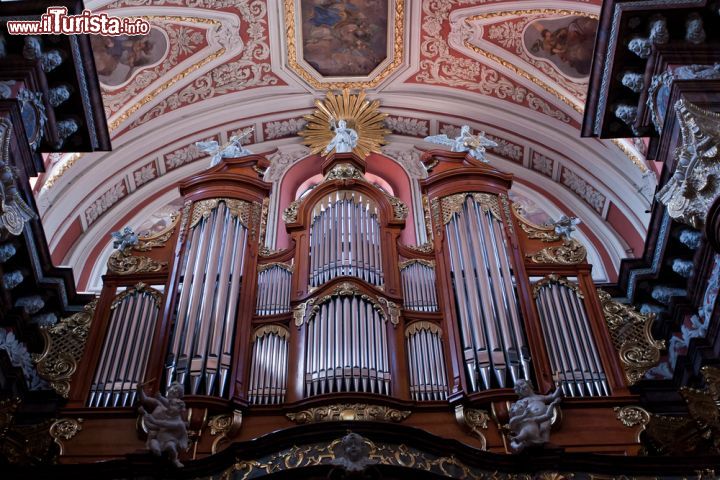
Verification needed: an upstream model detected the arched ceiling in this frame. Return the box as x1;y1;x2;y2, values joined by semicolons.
33;0;655;291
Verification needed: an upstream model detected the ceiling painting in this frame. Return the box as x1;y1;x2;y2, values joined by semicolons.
300;0;389;77
91;28;168;87
523;16;598;80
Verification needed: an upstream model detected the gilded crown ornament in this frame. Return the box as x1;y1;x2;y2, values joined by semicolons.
299;89;389;158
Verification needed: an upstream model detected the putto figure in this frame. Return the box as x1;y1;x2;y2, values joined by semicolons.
324;119;359;155
552;215;581;239
507;379;562;453
137;382;189;468
196;128;254;167
424;125;498;163
330;432;377;473
111;226;139;252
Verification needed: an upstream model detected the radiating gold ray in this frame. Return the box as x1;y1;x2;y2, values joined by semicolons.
299;89;389;158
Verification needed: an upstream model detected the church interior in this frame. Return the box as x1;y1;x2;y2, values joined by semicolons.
1;0;720;478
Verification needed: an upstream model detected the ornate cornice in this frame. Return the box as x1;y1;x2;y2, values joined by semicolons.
33;300;97;398
657;99;720;229
598;290;665;385
286;403;411;424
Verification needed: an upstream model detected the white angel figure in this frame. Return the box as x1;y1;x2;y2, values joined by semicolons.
324;119;358;155
552;215;581;239
424;125;498;162
196;128;254;167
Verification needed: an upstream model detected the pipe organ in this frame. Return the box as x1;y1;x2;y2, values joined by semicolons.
59;150;650;462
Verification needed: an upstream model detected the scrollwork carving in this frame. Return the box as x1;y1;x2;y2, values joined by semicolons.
207;410;242;454
107;249;167;275
399;259;435;270
598;290;665;385
49;418;82;454
404;242;434;254
283;200;300;224
33;300;97;398
286;403;410;424
190;198;256;229
527;239;587;265
532;274;584;299
439;193;503;225
454;405;489;449
378;297;400;326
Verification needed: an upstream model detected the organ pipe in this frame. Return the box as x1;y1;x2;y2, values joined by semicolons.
533;276;609;397
88;284;162;407
256;263;293;315
309;191;383;288
303;294;390;397
406;321;448;401
165;199;250;398
248;325;289;405
444;194;531;391
400;260;439;312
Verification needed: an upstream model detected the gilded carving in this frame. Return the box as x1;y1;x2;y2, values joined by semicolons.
107;249;167;275
399;259;435;270
454;405;489;449
439;193;503;225
378;297;400;326
286;404;410;424
110;283;163;309
133;214;178;252
49;418;82;454
33;300;97;398
384;192;409;220
283;200;300;224
527;239;587;265
254;325;290;340
325;163;365;182
515;207;561;242
207;410;242;454
190;198;255;229
598;290;665;385
293;299;314;327
404;242;434;254
257;262;294;274
657;99;720;229
532;274;584;299
614;406;650;428
405;321;442;337
299;90;390;159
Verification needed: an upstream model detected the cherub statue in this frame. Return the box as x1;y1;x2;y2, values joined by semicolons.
137;382;189;468
330;432;376;473
552;215;581;240
424;125;498;162
111;226;139;252
324;119;358;155
507;380;562;453
196;128;254;167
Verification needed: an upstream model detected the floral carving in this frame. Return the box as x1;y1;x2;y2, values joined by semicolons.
384;116;429;137
84;181;127;226
560;167;606;213
264;118;307;140
287;404;410;424
164;138;215;170
532;152;554;177
415;1;571;124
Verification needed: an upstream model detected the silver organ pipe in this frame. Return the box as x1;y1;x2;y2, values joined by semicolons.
88;284;162;407
400;260;438;312
248;325;289;405
309;191;384;288
256;263;293;315
533;276;609;397
444;194;531;391
304;295;390;397
166;200;249;397
405;322;448;401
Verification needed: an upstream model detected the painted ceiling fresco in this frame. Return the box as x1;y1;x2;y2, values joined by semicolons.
300;0;389;77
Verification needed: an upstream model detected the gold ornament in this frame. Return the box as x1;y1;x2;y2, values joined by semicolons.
598;290;665;385
49;418;83;455
33;300;97;398
207;410;242;454
527;239;587;265
298;89;389;158
107;250;167;275
532;274;584;299
286;403;410;424
454;405;489;450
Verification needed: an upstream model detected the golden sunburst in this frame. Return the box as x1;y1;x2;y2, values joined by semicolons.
299;89;390;159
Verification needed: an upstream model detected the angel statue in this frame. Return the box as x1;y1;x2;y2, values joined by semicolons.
111;226;139;252
552;215;581;240
196;128;254;167
324;119;358;155
424;125;498;162
137;382;189;467
507;379;562;453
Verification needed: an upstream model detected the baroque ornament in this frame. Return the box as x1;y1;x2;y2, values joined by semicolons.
656;99;720;229
454;405;489;449
298;89;390;159
507;380;562;453
49;418;83;454
527;239;587;265
286;403;411;424
33;300;97;398
597;290;665;385
0;120;36;236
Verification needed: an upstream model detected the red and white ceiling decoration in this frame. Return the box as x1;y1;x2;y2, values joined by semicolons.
34;0;654;292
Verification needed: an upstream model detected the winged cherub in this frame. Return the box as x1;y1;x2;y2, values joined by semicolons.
552;215;581;240
424;125;498;162
196;128;254;167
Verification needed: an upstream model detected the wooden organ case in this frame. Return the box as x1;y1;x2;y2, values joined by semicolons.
55;150;651;463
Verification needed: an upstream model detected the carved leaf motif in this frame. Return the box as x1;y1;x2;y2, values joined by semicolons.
286;403;410;424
